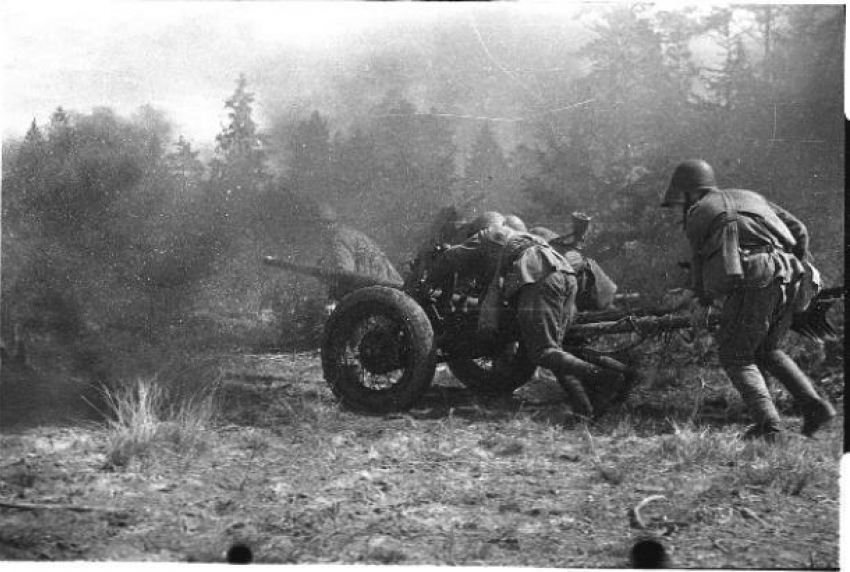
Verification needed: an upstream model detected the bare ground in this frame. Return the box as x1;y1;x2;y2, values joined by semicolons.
0;351;842;567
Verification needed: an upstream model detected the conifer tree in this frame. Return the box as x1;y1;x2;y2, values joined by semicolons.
210;74;268;197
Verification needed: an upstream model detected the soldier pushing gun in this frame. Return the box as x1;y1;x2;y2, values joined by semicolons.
426;211;631;419
661;159;836;441
315;202;403;302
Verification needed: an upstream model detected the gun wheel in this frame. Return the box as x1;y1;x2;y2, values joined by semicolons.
447;343;536;395
321;286;436;414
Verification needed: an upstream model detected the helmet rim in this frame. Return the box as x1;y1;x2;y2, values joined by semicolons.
661;159;717;207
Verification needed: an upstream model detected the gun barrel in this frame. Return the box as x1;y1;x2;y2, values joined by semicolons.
263;256;403;296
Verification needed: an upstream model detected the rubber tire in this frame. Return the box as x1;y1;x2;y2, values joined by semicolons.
446;344;536;395
321;286;436;414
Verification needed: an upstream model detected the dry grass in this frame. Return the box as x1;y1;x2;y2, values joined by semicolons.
1;351;841;566
100;374;221;469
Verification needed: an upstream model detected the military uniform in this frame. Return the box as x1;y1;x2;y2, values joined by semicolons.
431;224;623;418
319;224;403;301
667;160;835;439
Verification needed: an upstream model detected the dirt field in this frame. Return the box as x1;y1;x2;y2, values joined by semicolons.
0;351;842;567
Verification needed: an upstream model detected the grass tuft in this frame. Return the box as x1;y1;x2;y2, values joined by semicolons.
101;375;221;469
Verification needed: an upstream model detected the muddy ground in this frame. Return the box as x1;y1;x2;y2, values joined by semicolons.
0;350;843;567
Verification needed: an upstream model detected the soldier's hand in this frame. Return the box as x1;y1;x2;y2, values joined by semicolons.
689;299;712;337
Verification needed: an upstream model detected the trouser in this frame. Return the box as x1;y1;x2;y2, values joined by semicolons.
514;271;576;365
514;272;625;416
715;279;825;430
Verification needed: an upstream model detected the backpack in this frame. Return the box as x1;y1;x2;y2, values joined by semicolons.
562;250;618;311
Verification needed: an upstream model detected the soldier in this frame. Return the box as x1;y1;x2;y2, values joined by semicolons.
459;211;505;240
429;217;627;419
661;159;836;440
316;203;403;301
532;213;617;312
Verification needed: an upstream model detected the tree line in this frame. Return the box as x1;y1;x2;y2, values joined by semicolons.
1;5;843;365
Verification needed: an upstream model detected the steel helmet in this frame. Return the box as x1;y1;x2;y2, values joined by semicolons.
529;226;559;242
661;159;717;207
503;214;527;233
463;211;505;237
551;212;592;248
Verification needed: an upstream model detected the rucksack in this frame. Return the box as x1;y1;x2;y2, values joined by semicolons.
562;250;618;311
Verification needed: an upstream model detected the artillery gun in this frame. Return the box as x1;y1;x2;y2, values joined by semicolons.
264;253;842;415
263;251;637;414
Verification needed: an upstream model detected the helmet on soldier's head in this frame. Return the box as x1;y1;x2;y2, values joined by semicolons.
317;202;339;223
503;214;527;233
661;159;717;207
551;212;592;248
529;226;559;242
463;211;505;237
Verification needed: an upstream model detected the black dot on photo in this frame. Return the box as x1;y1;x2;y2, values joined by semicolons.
630;537;668;569
226;543;253;564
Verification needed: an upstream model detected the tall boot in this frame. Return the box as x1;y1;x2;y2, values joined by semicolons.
541;352;622;418
725;364;783;441
574;350;637;407
759;350;836;437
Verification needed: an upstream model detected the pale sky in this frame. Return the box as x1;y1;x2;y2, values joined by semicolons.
3;1;839;147
1;1;592;144
1;1;407;141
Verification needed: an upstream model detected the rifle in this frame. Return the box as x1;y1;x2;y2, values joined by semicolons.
262;256;403;299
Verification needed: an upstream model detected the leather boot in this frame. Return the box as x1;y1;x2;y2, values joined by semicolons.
542;352;623;418
725;364;783;439
557;373;594;419
759;350;836;437
575;352;637;407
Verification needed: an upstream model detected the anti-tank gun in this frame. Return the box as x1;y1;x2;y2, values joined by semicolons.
265;248;843;415
264;245;640;414
264;252;536;413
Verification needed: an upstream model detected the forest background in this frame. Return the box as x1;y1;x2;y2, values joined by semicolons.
1;4;844;384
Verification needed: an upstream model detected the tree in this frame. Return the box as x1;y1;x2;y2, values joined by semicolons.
210;74;269;200
330;126;379;217
346;94;458;261
165;136;205;195
758;6;844;283
458;122;514;213
2;120;45;222
521;6;695;221
288;111;332;201
517;130;594;220
46;106;74;157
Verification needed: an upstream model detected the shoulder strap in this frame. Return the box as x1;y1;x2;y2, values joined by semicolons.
719;190;744;278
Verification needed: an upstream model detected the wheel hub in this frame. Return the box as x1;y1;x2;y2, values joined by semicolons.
359;326;404;374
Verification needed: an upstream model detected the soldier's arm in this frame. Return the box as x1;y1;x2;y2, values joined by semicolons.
769;201;809;259
427;231;486;285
